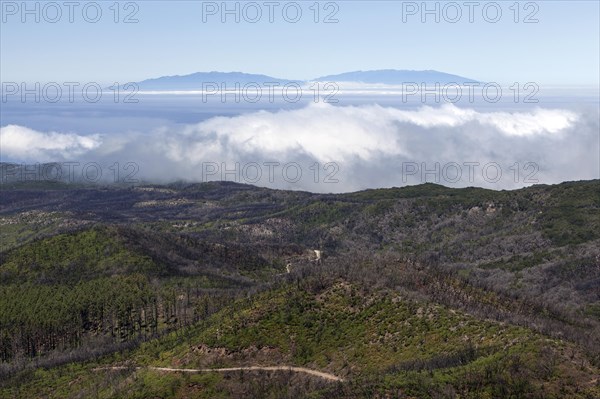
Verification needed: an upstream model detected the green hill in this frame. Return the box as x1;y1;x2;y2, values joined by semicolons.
0;180;598;398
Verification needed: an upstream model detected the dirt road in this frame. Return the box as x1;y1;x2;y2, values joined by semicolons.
94;365;345;382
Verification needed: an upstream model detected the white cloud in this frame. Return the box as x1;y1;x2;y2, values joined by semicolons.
145;103;580;166
0;125;102;161
0;103;596;192
382;104;578;135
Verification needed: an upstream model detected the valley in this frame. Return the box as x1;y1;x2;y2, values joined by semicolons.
0;178;598;398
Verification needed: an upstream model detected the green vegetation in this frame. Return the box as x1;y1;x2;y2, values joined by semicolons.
0;179;599;398
0;227;162;284
3;281;599;398
538;181;600;246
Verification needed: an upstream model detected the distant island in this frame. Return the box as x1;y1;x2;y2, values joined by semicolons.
314;69;478;85
130;71;301;91
130;69;479;90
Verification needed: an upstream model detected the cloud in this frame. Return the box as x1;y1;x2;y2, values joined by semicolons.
0;125;102;161
143;103;580;166
166;103;407;163
1;103;596;192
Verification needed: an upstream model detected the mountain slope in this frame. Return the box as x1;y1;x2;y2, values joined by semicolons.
133;71;300;90
314;69;479;84
124;69;481;90
4;280;599;398
0;180;598;398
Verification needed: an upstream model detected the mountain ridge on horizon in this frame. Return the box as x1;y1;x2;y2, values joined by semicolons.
131;69;480;90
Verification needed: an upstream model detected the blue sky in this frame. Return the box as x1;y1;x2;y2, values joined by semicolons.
1;0;599;85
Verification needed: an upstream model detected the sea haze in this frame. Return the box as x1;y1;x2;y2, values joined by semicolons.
2;86;597;133
1;85;598;192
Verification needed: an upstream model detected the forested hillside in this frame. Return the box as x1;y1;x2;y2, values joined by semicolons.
0;179;598;398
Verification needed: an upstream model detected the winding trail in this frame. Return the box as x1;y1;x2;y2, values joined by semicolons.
93;365;344;382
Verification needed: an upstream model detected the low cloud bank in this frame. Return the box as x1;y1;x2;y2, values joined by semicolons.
1;103;597;192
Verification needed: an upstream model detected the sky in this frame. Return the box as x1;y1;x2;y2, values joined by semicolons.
1;0;599;85
1;1;599;192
